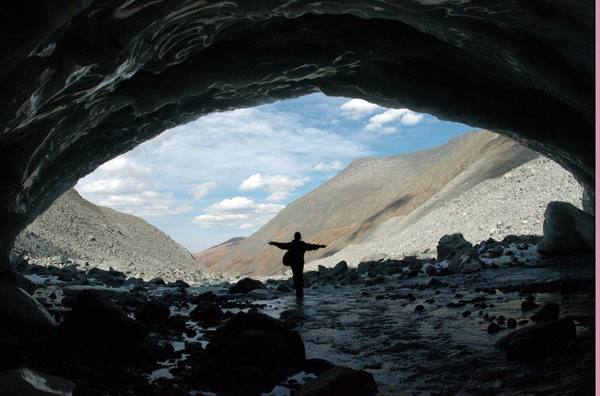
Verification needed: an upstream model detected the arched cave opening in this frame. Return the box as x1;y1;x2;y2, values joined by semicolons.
0;2;594;395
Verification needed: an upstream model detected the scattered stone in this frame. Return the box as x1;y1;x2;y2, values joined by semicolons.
495;318;576;358
228;278;267;294
295;366;378;396
428;278;445;287
279;308;308;323
148;277;166;286
507;318;517;328
415;304;425;312
487;323;503;334
276;282;292;292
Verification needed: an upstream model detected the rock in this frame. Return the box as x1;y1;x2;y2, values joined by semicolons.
0;284;56;332
295;366;378;396
168;280;190;288
122;277;145;288
330;261;348;278
148;277;166;286
446;247;481;273
537;201;595;256
357;261;375;273
59;289;148;347
0;268;36;294
437;233;472;261
521;301;539;311
487;323;503;334
135;300;171;322
276;282;292;292
415;304;424;312
421;263;436;275
428;278;445;287
189;301;224;321
0;367;76;396
228;278;267;294
495;318;576;356
531;302;560;322
317;265;329;277
58;271;73;281
507;318;517;328
207;312;305;367
246;289;273;299
303;271;320;287
279;308;307;323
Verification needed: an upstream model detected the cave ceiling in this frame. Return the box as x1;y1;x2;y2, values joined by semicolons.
0;0;594;264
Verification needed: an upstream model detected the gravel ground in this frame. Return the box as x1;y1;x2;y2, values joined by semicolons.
13;189;205;282
307;156;583;270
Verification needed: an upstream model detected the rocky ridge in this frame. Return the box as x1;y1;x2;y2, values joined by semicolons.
12;190;205;283
307;156;583;271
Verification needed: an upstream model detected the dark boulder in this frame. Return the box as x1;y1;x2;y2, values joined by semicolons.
207;312;305;367
135;300;171;322
330;261;348;278
537;202;595;257
228;278;267;294
59;289;148;347
0;268;36;294
531;302;560;322
495;319;576;361
189;301;225;321
295;366;378;396
437;233;472;261
0;367;76;396
0;284;56;333
148;277;166;286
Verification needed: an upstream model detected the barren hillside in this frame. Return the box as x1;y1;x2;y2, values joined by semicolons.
13;189;205;282
212;130;539;276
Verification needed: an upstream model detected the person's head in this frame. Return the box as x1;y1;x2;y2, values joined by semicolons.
294;232;302;241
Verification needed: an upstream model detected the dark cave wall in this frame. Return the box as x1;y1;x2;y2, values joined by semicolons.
0;1;594;267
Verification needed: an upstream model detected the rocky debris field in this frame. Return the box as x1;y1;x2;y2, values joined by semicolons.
1;231;594;395
12;189;204;283
308;156;584;270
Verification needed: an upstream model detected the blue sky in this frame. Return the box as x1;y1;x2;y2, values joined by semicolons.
75;93;473;252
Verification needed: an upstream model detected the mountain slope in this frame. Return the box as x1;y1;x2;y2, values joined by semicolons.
213;130;539;276
13;189;205;282
193;237;247;271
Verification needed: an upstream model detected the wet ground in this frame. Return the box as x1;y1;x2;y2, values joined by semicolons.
130;262;594;396
23;256;595;396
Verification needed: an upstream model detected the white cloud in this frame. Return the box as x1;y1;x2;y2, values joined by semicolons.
239;173;309;202
365;108;424;132
94;191;194;217
95;157;153;179
340;99;381;119
193;196;284;229
313;161;345;172
78;178;147;195
400;112;424;126
190;182;217;200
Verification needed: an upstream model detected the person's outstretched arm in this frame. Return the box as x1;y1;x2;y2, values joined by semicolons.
304;242;327;251
268;241;292;250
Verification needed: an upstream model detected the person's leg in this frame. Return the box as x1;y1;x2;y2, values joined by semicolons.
291;264;304;298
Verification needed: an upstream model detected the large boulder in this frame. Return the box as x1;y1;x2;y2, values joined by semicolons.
228;278;267;294
296;366;378;396
437;233;472;261
59;289;148;347
0;368;76;396
207;312;305;368
537;201;595;256
134;300;171;323
495;319;576;361
189;301;225;321
0;284;56;333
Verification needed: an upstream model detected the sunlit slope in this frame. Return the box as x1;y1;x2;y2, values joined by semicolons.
14;189;203;281
213;130;538;276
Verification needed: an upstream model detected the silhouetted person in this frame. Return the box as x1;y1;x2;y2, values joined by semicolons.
269;232;326;299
